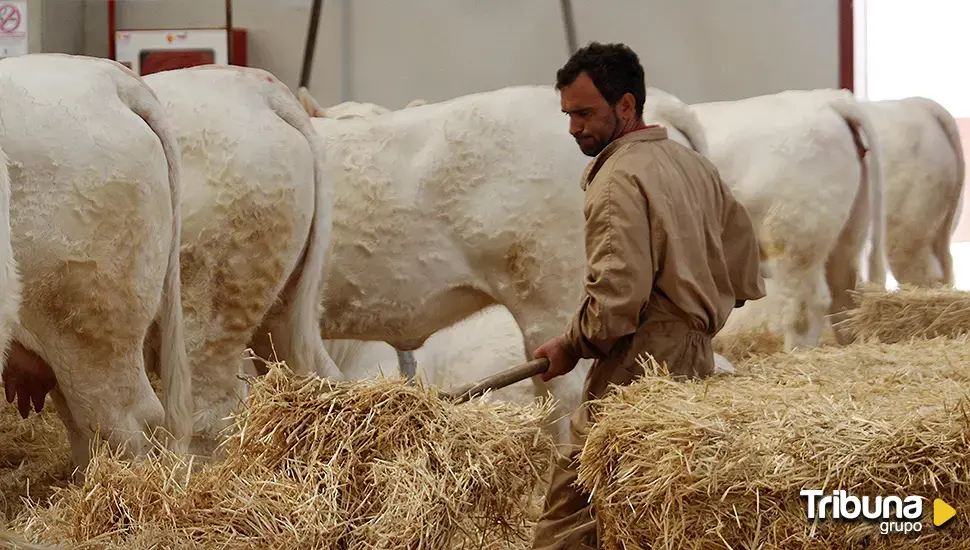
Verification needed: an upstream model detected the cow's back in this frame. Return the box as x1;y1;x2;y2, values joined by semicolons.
0;55;172;347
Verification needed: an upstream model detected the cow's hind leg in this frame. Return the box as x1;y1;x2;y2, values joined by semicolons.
178;210;299;458
42;340;162;481
932;220;957;287
16;256;166;479
825;247;863;346
826;209;872;345
773;260;831;352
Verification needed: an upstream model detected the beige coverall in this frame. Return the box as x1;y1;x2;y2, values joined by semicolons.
531;125;766;550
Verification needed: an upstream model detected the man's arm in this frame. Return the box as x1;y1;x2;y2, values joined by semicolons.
562;169;656;359
719;179;766;303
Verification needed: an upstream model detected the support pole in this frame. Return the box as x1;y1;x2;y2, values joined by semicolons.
300;0;325;89
396;349;417;380
340;0;352;102
225;0;233;64
107;0;117;60
559;0;578;55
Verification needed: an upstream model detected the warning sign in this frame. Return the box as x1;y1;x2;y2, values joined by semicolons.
0;0;26;59
0;3;21;33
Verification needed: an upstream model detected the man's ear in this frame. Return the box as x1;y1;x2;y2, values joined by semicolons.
619;92;637;120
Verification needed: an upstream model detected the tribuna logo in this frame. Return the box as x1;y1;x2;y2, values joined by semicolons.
800;490;924;535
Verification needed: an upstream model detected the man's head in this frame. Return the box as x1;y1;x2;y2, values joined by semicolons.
556;42;646;156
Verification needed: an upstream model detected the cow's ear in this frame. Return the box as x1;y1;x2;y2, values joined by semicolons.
298;86;325;118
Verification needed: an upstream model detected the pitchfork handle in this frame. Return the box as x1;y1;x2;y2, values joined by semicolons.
445;357;551;404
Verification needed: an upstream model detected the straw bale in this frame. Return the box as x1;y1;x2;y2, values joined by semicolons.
712;324;785;363
577;337;970;549
837;285;970;344
11;364;556;549
713;323;841;364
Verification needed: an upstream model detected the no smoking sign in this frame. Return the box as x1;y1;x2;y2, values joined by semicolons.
0;3;22;35
0;0;27;59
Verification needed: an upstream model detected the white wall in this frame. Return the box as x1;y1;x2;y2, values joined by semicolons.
81;0;840;108
41;0;86;54
346;0;840;108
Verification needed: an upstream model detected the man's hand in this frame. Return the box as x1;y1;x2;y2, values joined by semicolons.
2;341;57;419
534;335;580;382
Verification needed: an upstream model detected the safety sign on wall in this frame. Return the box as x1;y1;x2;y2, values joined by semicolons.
0;1;27;59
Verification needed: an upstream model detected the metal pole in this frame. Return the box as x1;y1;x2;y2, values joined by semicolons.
300;0;325;89
340;0;352;102
559;0;578;55
396;349;417;380
225;0;233;64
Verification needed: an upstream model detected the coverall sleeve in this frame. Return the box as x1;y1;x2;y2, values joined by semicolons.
562;170;656;359
718;178;766;304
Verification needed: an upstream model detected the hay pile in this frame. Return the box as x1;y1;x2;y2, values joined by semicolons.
713;324;785;362
577;337;970;549
0;392;72;524
837;285;970;344
11;365;556;549
712;323;843;364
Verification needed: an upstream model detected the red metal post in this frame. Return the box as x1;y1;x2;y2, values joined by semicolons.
107;0;117;59
839;0;854;91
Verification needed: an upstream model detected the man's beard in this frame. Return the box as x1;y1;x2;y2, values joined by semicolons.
577;109;621;157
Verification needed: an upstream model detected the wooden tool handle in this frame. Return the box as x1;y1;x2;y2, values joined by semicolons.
443;357;551;404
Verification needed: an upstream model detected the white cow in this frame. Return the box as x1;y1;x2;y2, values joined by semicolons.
859;97;965;287
142;66;338;457
300;85;723;441
298;93;392;120
297;88;430;121
684;88;887;350
0;53;191;472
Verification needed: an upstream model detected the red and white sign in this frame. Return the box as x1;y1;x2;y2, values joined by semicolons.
0;0;26;59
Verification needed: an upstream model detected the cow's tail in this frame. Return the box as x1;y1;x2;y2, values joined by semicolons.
916;97;965;285
111;60;194;453
267;79;341;380
0;142;20;367
645;93;710;157
829;92;888;288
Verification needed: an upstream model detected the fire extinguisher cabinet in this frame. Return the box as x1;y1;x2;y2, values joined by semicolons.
113;27;247;75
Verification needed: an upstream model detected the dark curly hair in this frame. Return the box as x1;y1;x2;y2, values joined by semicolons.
555;42;646;119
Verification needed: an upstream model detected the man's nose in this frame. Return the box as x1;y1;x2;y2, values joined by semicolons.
569;119;583;137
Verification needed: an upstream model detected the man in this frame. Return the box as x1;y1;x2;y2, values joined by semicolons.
531;42;765;549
